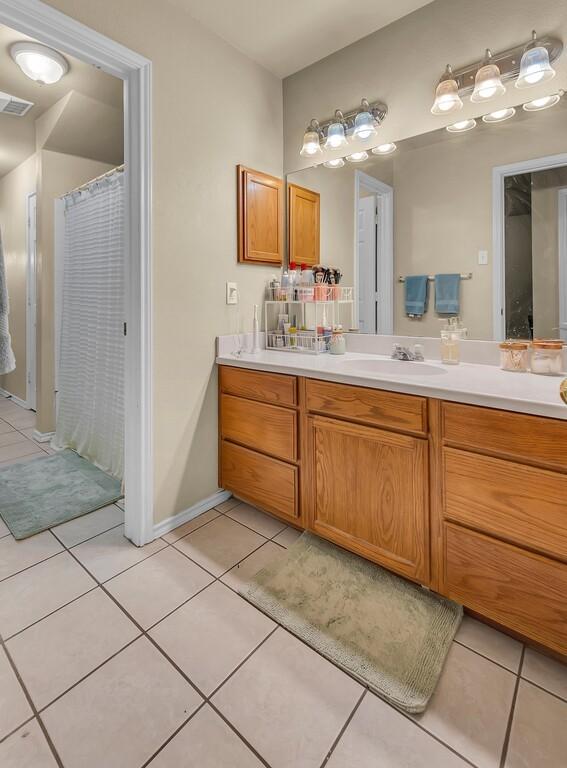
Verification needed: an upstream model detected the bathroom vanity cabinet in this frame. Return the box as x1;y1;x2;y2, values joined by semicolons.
218;364;567;656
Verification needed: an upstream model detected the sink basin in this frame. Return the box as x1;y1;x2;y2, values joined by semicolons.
337;358;447;376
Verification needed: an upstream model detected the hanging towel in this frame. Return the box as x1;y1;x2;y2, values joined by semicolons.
435;273;461;315
0;227;16;376
404;275;429;317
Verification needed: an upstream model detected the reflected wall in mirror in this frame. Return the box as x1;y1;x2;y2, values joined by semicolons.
286;98;567;340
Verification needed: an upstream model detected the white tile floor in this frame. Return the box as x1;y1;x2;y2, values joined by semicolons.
0;398;52;466
0;398;566;767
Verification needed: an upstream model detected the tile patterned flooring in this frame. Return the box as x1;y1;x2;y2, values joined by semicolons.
0;397;566;767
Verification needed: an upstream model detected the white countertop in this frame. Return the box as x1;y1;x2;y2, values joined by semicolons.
216;349;567;421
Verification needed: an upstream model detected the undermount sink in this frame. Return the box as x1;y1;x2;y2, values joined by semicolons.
337;358;447;376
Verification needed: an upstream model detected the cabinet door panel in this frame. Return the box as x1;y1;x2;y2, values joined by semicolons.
237;166;283;265
288;183;320;266
308;416;429;582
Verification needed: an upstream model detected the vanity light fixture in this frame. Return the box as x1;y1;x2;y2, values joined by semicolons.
446;119;477;133
352;99;378;140
346;151;368;163
300;120;323;158
516;31;556;88
371;142;397;155
324;111;348;150
482;107;516;123
522;92;563;111
471;50;506;102
10;42;68;85
323;158;345;169
430;65;463;114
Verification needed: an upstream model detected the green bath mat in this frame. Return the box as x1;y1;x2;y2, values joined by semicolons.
0;450;123;540
242;532;462;714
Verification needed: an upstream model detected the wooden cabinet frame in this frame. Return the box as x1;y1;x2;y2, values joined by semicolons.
237;165;283;265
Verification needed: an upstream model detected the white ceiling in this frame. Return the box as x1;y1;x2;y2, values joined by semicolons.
172;0;434;77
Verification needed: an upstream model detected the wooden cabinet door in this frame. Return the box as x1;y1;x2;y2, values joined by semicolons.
306;415;429;582
238;165;283;264
288;183;320;266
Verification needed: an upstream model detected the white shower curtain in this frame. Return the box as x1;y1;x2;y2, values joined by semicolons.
54;170;125;479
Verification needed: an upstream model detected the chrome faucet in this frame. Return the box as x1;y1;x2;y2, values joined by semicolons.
391;343;424;362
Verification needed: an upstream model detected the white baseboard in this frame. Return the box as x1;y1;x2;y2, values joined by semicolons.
153;489;231;539
32;430;55;443
0;388;31;409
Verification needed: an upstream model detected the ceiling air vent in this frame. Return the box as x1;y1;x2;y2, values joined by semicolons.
0;91;34;117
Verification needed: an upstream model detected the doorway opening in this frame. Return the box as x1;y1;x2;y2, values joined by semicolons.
354;170;393;334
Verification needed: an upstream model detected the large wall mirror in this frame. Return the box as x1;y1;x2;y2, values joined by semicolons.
286;98;567;341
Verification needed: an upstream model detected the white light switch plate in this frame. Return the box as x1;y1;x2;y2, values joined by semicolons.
478;250;488;265
226;282;238;305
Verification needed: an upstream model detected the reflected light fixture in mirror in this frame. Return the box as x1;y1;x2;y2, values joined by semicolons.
471;50;506;102
324;113;348;150
430;65;463;114
11;41;68;85
523;92;562;111
446;118;477;133
300;121;322;158
516;31;556;88
323;158;345;169
346;151;369;163
353;101;377;141
372;142;397;155
482;107;516;123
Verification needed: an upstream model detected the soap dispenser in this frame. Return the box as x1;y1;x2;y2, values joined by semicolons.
440;316;465;365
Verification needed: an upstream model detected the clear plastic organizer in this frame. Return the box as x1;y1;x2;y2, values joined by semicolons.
265;285;353;303
266;330;331;353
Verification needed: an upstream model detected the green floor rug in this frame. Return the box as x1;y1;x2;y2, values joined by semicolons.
242;532;462;714
0;450;123;540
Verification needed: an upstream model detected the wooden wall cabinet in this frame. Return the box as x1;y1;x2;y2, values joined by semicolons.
237;165;283;265
287;183;320;266
219;365;567;656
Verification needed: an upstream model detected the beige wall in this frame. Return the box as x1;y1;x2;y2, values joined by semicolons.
0;155;37;400
36;150;115;433
44;0;283;524
283;0;567;174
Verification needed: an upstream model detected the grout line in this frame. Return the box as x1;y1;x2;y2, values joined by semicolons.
0;639;64;766
207;701;273;768
207;626;279;700
519;676;567;705
0;714;36;745
499;646;525;768
320;688;367;767
0;549;65;585
137;701;207;768
50;520;124;550
453;638;522;676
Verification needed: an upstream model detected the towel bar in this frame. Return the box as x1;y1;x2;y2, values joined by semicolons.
398;273;472;283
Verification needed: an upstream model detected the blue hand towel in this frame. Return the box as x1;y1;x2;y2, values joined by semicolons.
404;275;429;317
435;273;460;315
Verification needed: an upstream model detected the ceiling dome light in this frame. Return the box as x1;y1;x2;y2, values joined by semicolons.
446;119;477;133
300;124;322;158
352;101;377;141
346;151;368;163
471;50;506;102
482;107;516;123
10;42;68;85
516;32;556;89
522;92;562;111
371;142;397;155
431;65;463;115
323;158;345;169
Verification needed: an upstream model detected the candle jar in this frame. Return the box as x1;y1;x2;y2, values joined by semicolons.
530;340;564;376
499;341;529;372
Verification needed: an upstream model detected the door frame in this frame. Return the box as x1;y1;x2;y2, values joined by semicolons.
492;153;567;341
26;191;37;411
558;187;567;341
354;170;393;334
0;0;154;546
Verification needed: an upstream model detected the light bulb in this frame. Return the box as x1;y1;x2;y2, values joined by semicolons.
446;119;477;133
371;143;397;155
300;129;322;158
324;122;347;150
346;151;368;163
471;52;505;102
353;110;377;141
323;158;345;169
516;39;555;89
482;107;516;123
522;93;562;111
431;67;463;115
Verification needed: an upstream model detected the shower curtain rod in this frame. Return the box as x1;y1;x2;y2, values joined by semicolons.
63;164;125;197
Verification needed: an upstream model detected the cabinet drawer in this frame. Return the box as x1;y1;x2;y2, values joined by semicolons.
444;524;567;655
221;440;298;522
442;402;567;471
444;448;567;561
220;366;297;407
221;394;297;462
305;379;427;435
